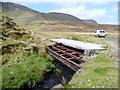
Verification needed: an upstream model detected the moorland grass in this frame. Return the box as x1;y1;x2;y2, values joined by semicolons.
2;53;55;88
66;54;118;88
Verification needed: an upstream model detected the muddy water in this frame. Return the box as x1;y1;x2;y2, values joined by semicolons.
33;60;75;89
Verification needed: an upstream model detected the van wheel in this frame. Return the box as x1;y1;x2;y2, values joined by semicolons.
97;35;100;38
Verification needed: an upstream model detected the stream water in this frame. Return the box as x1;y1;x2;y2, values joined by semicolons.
33;60;75;89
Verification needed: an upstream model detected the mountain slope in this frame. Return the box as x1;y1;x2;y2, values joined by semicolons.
1;2;45;23
1;2;84;24
44;12;82;22
82;19;97;24
1;2;117;32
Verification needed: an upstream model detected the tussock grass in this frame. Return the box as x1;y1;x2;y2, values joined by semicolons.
2;54;55;88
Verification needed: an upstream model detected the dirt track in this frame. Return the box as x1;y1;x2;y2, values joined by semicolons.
102;37;118;51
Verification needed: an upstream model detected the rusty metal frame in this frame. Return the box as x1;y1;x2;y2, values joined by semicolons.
47;44;85;71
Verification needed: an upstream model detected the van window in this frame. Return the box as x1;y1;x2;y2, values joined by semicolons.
103;31;105;33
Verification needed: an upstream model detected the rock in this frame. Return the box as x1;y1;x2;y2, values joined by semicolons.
51;84;64;90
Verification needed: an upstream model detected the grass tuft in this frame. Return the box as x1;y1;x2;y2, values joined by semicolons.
94;55;111;62
94;67;108;75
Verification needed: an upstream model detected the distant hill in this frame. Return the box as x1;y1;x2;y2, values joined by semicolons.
44;12;82;22
82;19;97;24
1;2;85;24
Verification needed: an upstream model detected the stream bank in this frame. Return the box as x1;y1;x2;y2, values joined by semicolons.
32;60;75;89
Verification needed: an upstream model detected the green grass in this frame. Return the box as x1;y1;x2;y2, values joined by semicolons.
67;54;118;88
2;54;55;88
106;33;118;38
2;38;20;46
70;34;106;44
94;55;111;62
94;67;108;75
0;67;2;90
1;14;56;89
38;32;108;45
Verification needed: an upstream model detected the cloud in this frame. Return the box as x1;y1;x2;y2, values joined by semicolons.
1;0;119;3
49;4;118;24
49;6;86;18
85;8;107;18
49;5;107;20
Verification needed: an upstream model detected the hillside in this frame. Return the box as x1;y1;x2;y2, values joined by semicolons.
1;2;118;33
82;19;98;24
44;12;82;22
1;2;83;24
1;2;45;23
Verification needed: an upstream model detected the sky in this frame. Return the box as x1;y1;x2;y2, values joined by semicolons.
1;0;119;24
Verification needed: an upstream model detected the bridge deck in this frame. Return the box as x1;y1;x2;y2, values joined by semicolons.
47;44;85;71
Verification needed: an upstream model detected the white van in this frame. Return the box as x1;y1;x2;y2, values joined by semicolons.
94;30;106;37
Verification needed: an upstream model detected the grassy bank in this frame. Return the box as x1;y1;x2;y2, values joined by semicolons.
1;14;55;89
67;54;118;88
2;53;55;88
1;36;55;89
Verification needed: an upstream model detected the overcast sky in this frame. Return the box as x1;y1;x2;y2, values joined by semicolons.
1;0;119;24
